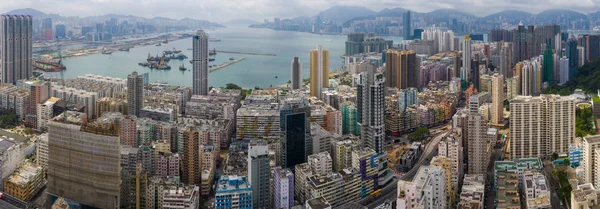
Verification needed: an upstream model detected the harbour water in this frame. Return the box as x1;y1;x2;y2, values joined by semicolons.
44;26;402;88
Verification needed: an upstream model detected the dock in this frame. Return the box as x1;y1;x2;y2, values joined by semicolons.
209;57;246;72
215;50;276;56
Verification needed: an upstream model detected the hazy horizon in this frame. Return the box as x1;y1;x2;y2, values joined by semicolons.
1;0;599;23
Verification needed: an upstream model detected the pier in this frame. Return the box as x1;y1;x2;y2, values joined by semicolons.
215;50;276;56
209;57;246;72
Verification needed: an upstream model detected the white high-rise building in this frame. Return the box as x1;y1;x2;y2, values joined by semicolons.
581;135;600;187
559;56;569;85
1;15;32;84
192;30;209;95
357;64;386;154
462;36;472;81
248;140;270;208
510;95;575;159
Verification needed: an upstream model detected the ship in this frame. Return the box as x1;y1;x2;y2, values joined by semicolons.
138;62;149;67
179;64;187;71
229;57;234;61
33;59;67;72
118;47;130;52
162;38;168;44
209;38;221;42
594;26;600;31
209;58;215;61
209;48;217;56
102;50;112;55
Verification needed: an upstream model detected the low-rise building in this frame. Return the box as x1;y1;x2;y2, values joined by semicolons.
162;185;200;209
140;106;175;122
523;171;551;209
3;161;45;201
458;174;485;209
306;197;332;209
495;171;521;209
215;175;252;209
571;183;600;209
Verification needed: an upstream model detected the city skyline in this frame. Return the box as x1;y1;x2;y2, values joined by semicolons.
2;1;600;23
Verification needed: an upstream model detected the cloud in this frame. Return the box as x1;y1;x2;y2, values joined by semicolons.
0;0;598;22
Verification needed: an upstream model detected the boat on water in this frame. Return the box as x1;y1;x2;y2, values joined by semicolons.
594;26;600;31
156;43;162;46
102;50;112;55
209;38;221;42
162;38;168;44
138;62;149;67
118;48;130;52
179;64;187;71
229;57;234;61
209;58;215;61
209;48;217;56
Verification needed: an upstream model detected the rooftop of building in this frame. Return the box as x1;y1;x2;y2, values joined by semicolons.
306;197;331;209
353;147;377;159
163;185;198;198
573;183;598;203
308;152;332;163
495;158;543;172
216;175;251;193
6;87;30;98
140;106;174;113
237;103;280;117
51;111;87;126
80;113;120;136
584;135;600;144
6;161;44;187
0;83;15;91
511;94;574;103
0;136;18;154
496;171;520;208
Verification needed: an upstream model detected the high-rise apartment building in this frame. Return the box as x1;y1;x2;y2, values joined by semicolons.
510;95;575;159
467;111;489;174
127;71;143;116
309;45;329;99
581;135;600;187
586;34;600;62
491;73;504;125
331;139;355;172
385;50;419;89
248;140;271;209
192;30;209;95
357;65;386;154
291;57;302;89
462;35;472;81
560;57;569;85
1;15;32;84
47;111;121;208
272;167;294;209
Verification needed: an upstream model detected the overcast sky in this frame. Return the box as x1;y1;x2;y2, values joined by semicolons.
1;0;599;22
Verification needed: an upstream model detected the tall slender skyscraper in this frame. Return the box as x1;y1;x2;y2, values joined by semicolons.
385;50;419;89
566;38;579;79
543;44;554;85
127;71;143;117
291;57;302;90
1;15;32;84
310;45;329;99
357;64;386;154
248;140;271;209
462;35;472;81
193;30;209;95
279;96;312;168
403;11;411;40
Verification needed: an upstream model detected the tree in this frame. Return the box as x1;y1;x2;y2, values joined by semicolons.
25;128;32;134
287;80;291;84
410;127;430;142
0;110;17;128
564;159;571;166
224;83;242;90
552;152;559;161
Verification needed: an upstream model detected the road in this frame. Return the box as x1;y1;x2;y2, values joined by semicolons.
352;130;450;208
542;161;565;209
485;141;503;209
